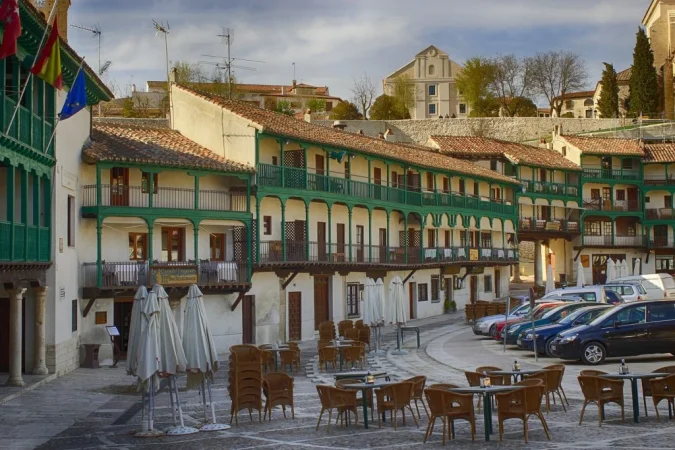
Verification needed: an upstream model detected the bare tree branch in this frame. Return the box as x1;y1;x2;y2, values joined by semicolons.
351;72;376;118
528;51;588;116
490;54;533;117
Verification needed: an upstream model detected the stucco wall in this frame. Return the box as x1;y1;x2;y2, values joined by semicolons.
314;118;625;145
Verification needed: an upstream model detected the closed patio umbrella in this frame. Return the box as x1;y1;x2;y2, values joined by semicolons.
633;258;641;276
135;291;161;436
126;286;148;376
622;259;629;278
576;259;585;287
606;258;616;283
376;278;385;324
389;276;407;355
183;285;229;431
545;265;554;294
362;278;375;326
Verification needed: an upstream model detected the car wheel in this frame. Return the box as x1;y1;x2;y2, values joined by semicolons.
489;325;497;338
544;338;556;358
581;342;606;365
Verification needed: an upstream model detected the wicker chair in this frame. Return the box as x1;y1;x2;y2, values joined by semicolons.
317;339;333;349
318;347;338;372
279;349;301;373
578;375;625;426
466;370;504;411
642;366;675;417
427;383;459;390
523;370;554;412
355;319;364;328
544;364;569;407
495;384;551;443
261;350;275;373
515;379;544;388
336;379;373;421
345;328;360;340
358;325;371;351
404;376;428;419
337;320;353;337
423;388;475;444
579;369;607;377
315;385;358;430
262;372;295;421
375;382;419;430
649;374;675;421
318;321;336;340
476;366;510;385
343;345;364;370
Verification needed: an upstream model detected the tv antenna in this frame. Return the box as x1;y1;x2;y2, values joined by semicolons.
153;20;172;123
70;24;111;76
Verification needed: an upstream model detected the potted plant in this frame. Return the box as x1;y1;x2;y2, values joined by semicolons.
444;299;457;313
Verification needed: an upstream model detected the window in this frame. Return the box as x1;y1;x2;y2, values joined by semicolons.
459;230;467;247
603;221;612;236
263;216;272;235
591;188;600;199
585;109;593;118
428;103;436;115
128;233;148;260
392;171;398;188
418;283;428;301
347;283;360;317
141;172;158;194
427;229;436;247
431;275;440;302
645;196;650;203
444;230;450;247
161;227;185;262
616;190;625;201
565;100;574;109
481;232;492;248
585;222;601;236
484;275;493;293
611;305;646;326
325;102;333;112
67;195;75;247
442;177;449;193
650;303;675;321
458;179;465;195
562;146;567;157
272;156;278;166
490;160;497;171
426;172;434;190
428;65;435;76
210;233;226;260
473;182;479;197
72;299;78;332
5;57;15;98
621;159;633;170
459;104;467;114
491;187;501;201
428;84;436;96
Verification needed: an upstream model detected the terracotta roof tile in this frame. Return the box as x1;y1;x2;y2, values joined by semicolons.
555;90;596;100
428;136;581;171
83;123;254;173
175;84;519;185
643;142;675;163
616;67;631;83
561;135;645;156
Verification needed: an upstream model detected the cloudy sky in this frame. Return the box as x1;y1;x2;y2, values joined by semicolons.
67;0;651;106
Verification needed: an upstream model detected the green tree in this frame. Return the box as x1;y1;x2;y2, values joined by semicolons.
597;62;620;118
392;75;416;115
329;101;363;120
508;97;538;117
629;28;659;116
369;94;409;120
274;100;295;116
456;57;498;117
306;98;327;112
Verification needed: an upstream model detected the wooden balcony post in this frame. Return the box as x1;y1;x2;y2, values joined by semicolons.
21;166;28;259
149;170;155;208
368;208;372;262
348;206;353;262
7;163;15;260
419;215;425;262
96;217;103;287
403;214;408;264
147;218;155;266
281;200;287;261
96;165;102;207
255;199;261;262
385;209;390;263
192;174;199;210
327;203;332;260
193;219;200;261
246;220;252;280
304;200;310;261
279;140;285;187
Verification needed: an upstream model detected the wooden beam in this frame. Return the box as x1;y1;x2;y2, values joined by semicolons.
231;291;246;312
82;297;97;318
402;269;417;284
282;271;299;290
646;251;650;264
573;247;584;262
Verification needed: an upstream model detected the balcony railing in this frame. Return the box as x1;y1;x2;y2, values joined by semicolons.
583;198;642;212
650;237;674;248
82;260;249;288
2;96;53;155
522;180;579;198
257;240;518;265
646;208;675;220
518;217;580;233
81;185;247;212
0;221;50;262
257;163;515;215
582;235;646;247
582;167;640;181
643;175;675;186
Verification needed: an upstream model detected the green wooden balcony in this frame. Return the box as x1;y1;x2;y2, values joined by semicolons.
581;235;646;247
581;167;641;182
2;95;54;155
257;163;516;215
0;221;51;262
521;180;579;198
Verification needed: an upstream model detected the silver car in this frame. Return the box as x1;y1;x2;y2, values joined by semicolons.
603;283;648;302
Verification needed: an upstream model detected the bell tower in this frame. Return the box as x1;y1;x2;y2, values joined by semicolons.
30;0;71;42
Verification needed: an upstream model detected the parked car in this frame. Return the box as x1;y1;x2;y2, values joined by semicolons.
549;300;675;365
603;282;648;302
517;304;614;356
471;298;576;337
543;286;612;303
493;302;563;341
506;302;594;346
612;274;675;300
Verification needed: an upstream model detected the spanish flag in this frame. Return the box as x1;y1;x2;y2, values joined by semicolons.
30;17;62;89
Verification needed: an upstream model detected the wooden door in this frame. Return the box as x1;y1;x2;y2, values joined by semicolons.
627;187;638;210
409;282;416;319
161;227;185;261
113;299;133;358
379;228;387;262
336;223;345;261
317;222;327;262
374;167;382;200
242;295;255;344
356;225;364;262
470;276;478;304
288;292;302;341
315;154;325;175
495;269;501;298
0;297;25;372
110;167;129;206
314;275;329;330
444;278;453;304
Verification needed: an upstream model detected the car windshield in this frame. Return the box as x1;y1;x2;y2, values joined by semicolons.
662;276;675;289
542;304;571;320
559;306;610;325
530;304;557;319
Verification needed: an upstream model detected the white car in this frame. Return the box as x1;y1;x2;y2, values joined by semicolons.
603;283;648;302
612;274;675;300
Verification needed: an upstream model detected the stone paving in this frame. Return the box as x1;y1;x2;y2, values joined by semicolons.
3;312;675;449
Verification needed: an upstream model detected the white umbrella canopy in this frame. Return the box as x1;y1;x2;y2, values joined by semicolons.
606;258;616;283
623;259;630;278
154;286;187;376
183;285;220;389
136;291;161;384
362;278;375;326
389;276;407;326
576;259;585;287
126;286;148;376
545;265;554;294
633;258;641;276
376;278;385;324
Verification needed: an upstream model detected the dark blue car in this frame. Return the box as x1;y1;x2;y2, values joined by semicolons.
517;305;613;356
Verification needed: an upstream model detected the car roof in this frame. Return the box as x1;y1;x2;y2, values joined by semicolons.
612;299;675;308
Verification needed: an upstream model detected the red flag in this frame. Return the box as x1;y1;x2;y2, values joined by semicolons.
0;0;21;59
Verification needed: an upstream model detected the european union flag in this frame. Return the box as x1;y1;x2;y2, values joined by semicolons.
59;68;87;120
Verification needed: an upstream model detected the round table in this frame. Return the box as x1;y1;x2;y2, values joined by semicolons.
341;381;396;429
601;372;669;423
449;385;521;441
488;369;543;383
326;344;357;371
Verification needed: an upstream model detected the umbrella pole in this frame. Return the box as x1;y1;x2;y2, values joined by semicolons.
169;377;177;426
199;377;231;431
141;381;147;432
208;379;217;424
149;377;155;431
164;375;199;435
201;378;209;424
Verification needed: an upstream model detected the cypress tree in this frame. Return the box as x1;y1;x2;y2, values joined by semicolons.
597;63;619;118
628;28;659;116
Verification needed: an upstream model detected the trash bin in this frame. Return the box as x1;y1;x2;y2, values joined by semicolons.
83;344;101;369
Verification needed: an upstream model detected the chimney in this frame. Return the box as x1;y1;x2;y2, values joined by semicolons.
332;120;347;131
292;79;297;88
384;128;395;141
169;67;177;84
132;84;137;93
638;138;645;149
304;108;312;123
358;129;364;135
281;86;286;96
34;0;71;42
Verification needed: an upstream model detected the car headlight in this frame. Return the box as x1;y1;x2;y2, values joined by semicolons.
525;333;534;339
560;334;578;343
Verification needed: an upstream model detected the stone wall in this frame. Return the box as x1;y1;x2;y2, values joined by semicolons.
314;117;626;144
46;336;80;376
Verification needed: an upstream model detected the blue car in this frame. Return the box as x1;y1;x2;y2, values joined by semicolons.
506;302;594;345
518;305;613;356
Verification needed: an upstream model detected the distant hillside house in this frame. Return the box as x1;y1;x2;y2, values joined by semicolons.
146;79;341;118
382;45;469;119
551;91;597;118
591;67;631;118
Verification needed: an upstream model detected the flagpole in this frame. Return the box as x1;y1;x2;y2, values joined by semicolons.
44;57;86;154
5;0;60;134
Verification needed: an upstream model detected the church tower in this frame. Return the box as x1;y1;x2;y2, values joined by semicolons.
30;0;72;42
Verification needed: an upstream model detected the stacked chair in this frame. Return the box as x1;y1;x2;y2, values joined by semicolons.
229;344;263;425
319;321;336;340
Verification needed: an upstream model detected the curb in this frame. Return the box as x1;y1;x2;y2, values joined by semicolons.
0;373;58;405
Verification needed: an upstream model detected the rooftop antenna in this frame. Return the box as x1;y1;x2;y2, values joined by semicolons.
153;20;171;124
71;24;111;117
292;62;296;82
208;28;264;99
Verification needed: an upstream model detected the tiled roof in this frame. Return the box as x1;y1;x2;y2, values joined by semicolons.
561;135;645;156
616;68;631;83
147;81;330;96
175;84;519;185
644;142;675;163
83;123;254;173
428;136;581;171
555;90;596;100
